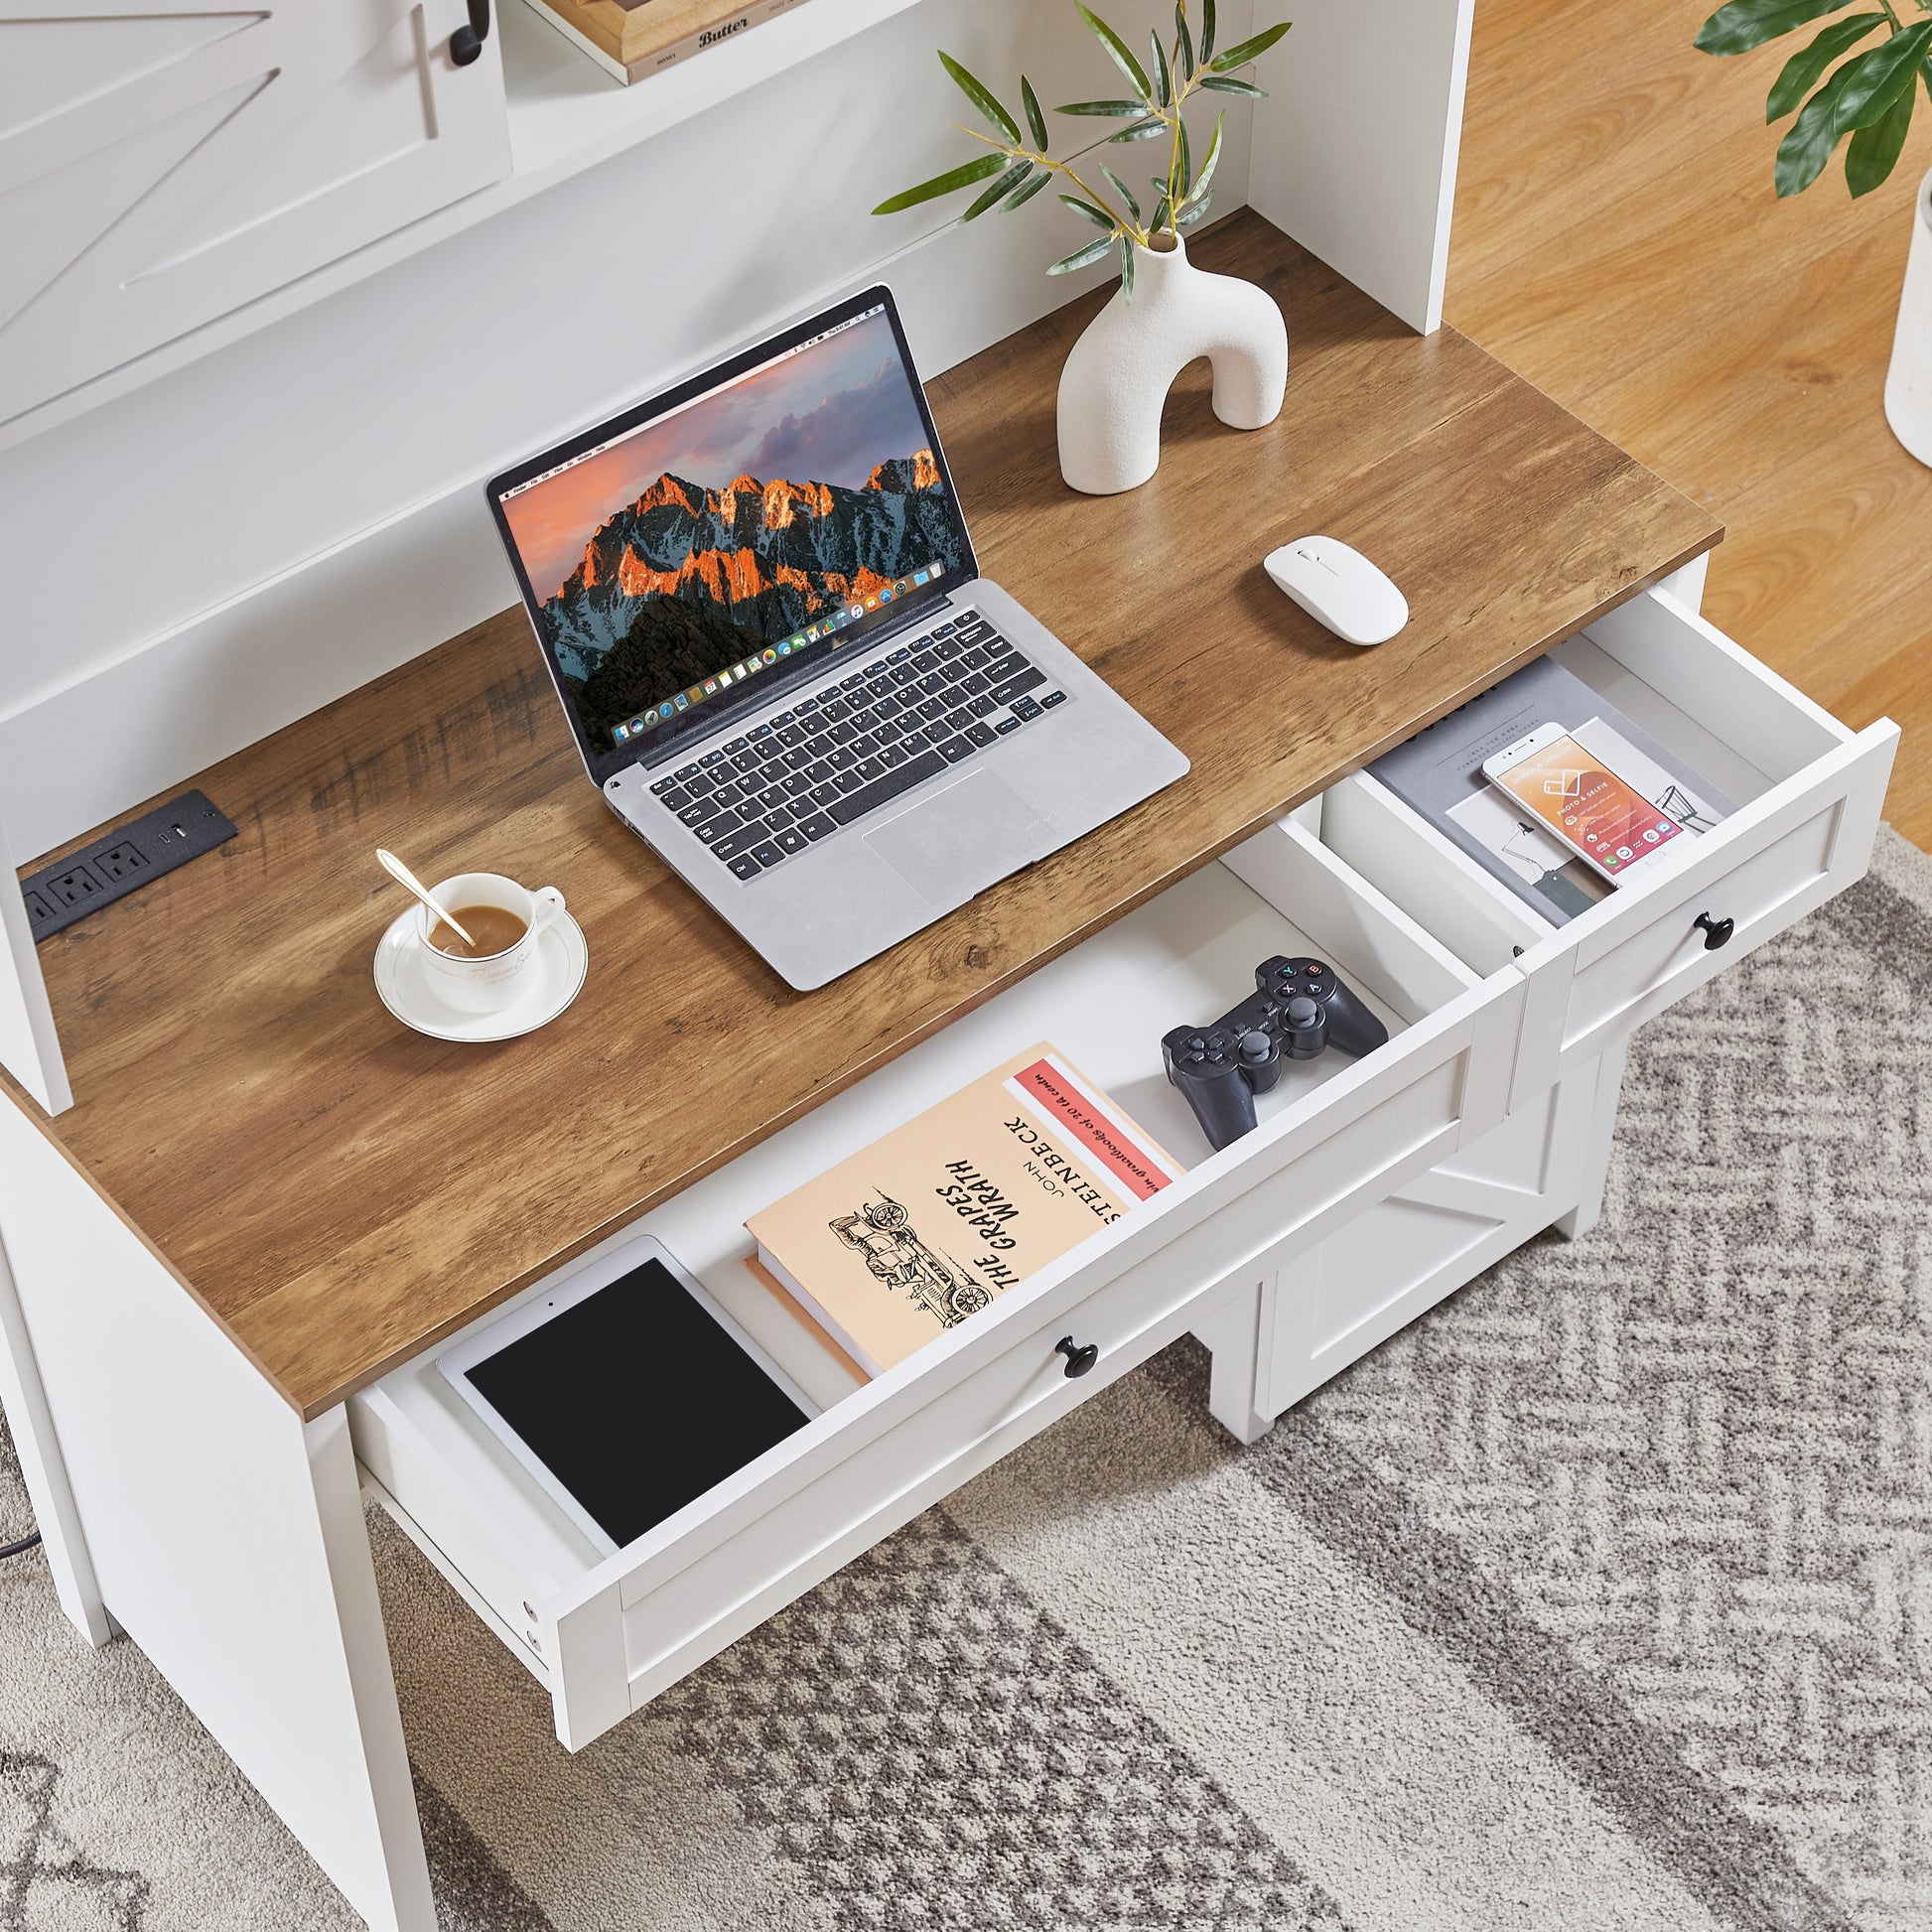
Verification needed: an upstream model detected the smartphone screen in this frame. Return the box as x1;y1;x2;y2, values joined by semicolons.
1488;731;1684;881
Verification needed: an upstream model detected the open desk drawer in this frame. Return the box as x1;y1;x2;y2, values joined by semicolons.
348;817;1523;1750
1317;588;1897;1107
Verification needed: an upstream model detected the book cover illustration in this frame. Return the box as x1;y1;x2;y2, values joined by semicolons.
748;1045;1181;1376
827;1195;992;1331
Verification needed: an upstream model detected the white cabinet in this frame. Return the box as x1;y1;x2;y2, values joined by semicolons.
0;0;509;428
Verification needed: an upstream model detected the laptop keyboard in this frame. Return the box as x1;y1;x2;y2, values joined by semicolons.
643;613;1066;882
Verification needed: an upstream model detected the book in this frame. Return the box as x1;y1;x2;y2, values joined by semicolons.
747;1044;1182;1377
1367;656;1734;928
519;0;812;84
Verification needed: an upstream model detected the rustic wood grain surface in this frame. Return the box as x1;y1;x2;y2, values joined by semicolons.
1449;0;1932;845
11;211;1719;1418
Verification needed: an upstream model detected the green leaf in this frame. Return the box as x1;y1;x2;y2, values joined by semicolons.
1120;233;1137;300
1774;62;1857;193
1176;191;1212;227
1060;193;1117;228
1151;30;1173;107
1150;187;1173;230
1176;114;1193;201
963;160;1032;219
1108;116;1170;140
1206;19;1292;70
1175;4;1195;81
1177;109;1225;209
1047;233;1120;275
1056;98;1153;115
1696;0;1855;57
872;152;1009;215
937;52;1021;144
1833;21;1932;130
1021;73;1048;150
1201;0;1216;62
1766;12;1883;116
1199;73;1267;96
1847;72;1915;192
1077;3;1155;100
1004;163;1054;209
1101;166;1143;220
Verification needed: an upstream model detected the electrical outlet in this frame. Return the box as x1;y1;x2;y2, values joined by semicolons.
92;842;148;885
20;791;237;942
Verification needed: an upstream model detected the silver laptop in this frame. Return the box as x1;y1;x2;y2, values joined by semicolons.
486;286;1187;990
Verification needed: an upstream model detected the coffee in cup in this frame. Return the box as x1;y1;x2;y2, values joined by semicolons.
428;903;529;959
416;873;565;1014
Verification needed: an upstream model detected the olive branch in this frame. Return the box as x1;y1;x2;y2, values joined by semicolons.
872;2;1293;298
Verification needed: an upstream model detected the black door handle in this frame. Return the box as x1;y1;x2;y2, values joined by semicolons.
1693;911;1733;951
1055;1336;1099;1378
451;0;490;65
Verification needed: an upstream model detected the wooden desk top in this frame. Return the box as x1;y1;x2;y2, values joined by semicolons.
11;212;1719;1418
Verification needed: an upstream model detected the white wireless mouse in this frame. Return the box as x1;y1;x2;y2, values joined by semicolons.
1264;535;1409;646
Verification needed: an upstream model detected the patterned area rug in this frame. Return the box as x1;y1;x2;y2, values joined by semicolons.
4;828;1931;1932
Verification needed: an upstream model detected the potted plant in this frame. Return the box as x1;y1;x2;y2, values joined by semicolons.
1694;0;1932;462
872;2;1293;495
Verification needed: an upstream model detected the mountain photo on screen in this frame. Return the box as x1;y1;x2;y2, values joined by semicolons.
498;310;968;748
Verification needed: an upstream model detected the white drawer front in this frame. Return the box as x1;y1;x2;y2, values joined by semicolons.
353;821;1525;1751
1524;782;1844;1085
1312;589;1898;1112
605;1219;1229;1725
1506;605;1897;1103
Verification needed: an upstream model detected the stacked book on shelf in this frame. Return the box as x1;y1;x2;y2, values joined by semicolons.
748;1044;1181;1377
521;0;813;83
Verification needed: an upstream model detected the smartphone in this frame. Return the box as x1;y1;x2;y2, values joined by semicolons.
1481;721;1685;884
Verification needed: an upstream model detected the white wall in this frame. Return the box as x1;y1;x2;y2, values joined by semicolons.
0;0;1255;861
1247;0;1474;336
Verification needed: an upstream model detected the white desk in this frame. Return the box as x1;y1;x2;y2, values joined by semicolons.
0;235;1893;1928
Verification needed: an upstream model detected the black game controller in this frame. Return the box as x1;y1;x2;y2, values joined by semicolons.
1162;956;1390;1151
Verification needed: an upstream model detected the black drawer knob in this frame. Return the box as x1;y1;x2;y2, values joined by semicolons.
1055;1336;1099;1378
1693;911;1733;951
451;0;489;64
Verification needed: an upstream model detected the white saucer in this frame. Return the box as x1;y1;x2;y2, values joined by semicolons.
373;907;589;1042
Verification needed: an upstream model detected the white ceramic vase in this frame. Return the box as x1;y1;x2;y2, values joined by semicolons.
1884;167;1932;468
1056;232;1289;495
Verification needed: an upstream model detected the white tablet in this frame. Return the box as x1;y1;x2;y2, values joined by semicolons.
437;1231;817;1558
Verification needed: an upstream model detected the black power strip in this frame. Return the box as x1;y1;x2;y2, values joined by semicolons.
21;790;238;942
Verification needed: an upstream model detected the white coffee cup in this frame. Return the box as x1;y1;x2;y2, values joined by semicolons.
416;873;566;1015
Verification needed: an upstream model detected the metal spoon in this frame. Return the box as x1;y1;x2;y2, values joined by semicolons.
375;848;475;949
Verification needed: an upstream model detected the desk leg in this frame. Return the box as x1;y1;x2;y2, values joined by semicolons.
0;1099;435;1932
1554;1037;1626;1242
0;1219;111;1645
1192;1280;1272;1446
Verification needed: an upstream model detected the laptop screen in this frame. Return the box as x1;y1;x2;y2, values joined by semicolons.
488;289;975;779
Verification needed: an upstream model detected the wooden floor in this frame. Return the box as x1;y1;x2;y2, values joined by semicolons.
1449;0;1932;847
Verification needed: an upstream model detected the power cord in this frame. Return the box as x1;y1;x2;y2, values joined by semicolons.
1;1530;43;1562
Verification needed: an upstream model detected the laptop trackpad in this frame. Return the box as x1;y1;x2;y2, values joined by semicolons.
864;769;1052;907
